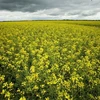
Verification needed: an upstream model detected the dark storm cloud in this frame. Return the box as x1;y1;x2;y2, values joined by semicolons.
0;0;59;11
0;0;99;12
0;0;36;11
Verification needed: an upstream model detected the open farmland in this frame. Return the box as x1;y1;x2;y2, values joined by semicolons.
0;21;100;100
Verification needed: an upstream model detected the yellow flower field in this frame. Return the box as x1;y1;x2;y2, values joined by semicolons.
0;21;100;100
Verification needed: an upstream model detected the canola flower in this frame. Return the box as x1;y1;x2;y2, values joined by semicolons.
0;21;100;100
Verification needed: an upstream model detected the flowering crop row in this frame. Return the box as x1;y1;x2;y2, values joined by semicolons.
0;21;100;100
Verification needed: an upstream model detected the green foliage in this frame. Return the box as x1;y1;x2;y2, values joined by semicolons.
0;21;100;100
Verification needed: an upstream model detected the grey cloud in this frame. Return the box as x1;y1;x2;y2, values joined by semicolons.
0;0;100;20
0;0;99;12
67;10;82;16
0;0;44;11
81;11;97;16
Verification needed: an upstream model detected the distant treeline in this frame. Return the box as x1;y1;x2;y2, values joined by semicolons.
0;19;100;22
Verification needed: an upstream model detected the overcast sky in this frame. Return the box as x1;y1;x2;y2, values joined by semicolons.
0;0;100;21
